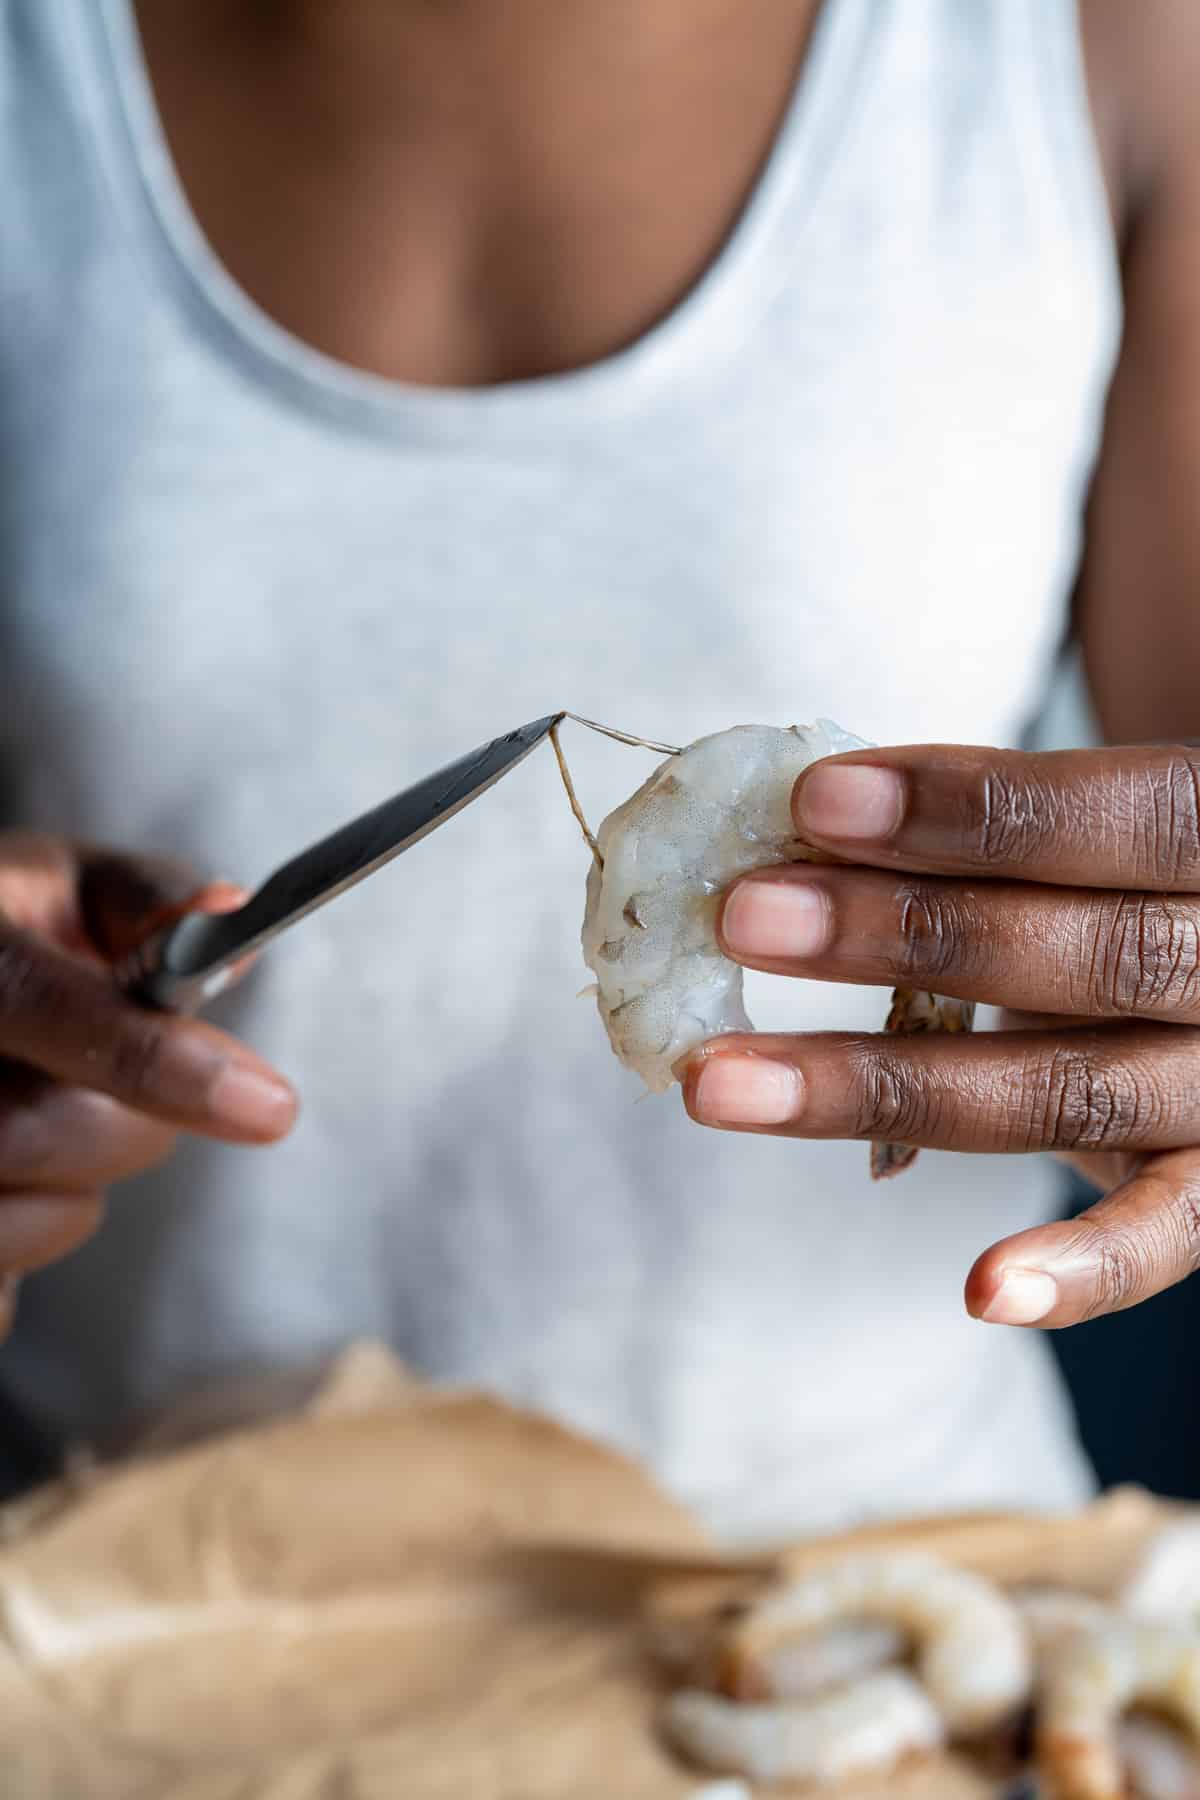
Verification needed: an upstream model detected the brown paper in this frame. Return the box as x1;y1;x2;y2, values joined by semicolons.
0;1344;1178;1800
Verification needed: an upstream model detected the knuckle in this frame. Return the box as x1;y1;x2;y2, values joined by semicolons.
0;933;43;1029
1083;896;1200;1017
1074;1172;1200;1321
1085;1228;1156;1318
108;1019;174;1111
1037;1045;1146;1152
1156;1177;1200;1277
1141;755;1200;887
894;883;980;985
974;769;1061;867
851;1047;940;1144
1167;1181;1200;1279
1131;1171;1200;1274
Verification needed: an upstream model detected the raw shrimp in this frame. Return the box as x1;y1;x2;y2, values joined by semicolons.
715;1553;1031;1735
1015;1589;1200;1798
1017;1588;1118;1658
662;1667;944;1785
742;1617;908;1701
576;720;974;1177
1116;1713;1200;1800
1121;1520;1200;1628
654;1607;906;1700
1036;1617;1200;1800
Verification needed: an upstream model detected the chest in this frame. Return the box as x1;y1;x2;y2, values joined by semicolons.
130;0;819;387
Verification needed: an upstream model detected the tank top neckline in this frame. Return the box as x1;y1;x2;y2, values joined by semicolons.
80;0;873;445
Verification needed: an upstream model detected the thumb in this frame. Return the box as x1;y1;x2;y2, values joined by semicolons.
965;1148;1200;1328
77;848;247;962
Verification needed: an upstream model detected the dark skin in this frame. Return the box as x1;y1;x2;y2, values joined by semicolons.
135;0;823;385
3;0;1200;1334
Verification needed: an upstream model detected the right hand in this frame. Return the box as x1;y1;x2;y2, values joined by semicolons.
0;833;297;1338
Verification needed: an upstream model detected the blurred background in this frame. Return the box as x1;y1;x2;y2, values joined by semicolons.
1032;654;1200;1500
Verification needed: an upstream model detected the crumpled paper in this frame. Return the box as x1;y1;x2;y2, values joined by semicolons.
0;1343;1172;1800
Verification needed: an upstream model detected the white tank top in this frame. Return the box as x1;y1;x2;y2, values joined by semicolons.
0;0;1121;1541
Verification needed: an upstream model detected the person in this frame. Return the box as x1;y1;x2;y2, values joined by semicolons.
1;0;1199;1544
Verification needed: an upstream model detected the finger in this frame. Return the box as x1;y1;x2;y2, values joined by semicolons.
790;743;1200;891
0;923;296;1143
997;1009;1099;1032
679;1023;1200;1155
79;855;257;997
108;875;261;1000
0;835;242;961
719;866;1200;1023
181;884;259;997
0;1190;105;1274
77;845;244;960
965;1148;1200;1327
0;1064;178;1187
0;833;84;941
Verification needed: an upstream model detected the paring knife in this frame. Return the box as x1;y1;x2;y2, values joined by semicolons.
116;714;565;1015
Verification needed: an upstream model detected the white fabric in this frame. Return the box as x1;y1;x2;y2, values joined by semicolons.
0;0;1121;1541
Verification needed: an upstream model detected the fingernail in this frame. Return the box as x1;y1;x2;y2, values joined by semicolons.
197;882;250;915
981;1268;1058;1326
207;1064;297;1140
691;1056;802;1127
722;881;830;960
797;765;904;842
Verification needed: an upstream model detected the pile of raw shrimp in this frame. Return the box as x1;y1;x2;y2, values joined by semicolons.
651;1520;1200;1799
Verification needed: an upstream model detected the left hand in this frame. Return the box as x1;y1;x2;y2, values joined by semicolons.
679;743;1200;1330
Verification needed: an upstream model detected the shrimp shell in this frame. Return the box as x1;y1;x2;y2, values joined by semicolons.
870;986;976;1178
1037;1618;1200;1800
717;1553;1031;1736
662;1667;944;1785
579;721;972;1176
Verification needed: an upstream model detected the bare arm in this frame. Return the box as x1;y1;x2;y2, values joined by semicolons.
1078;0;1200;743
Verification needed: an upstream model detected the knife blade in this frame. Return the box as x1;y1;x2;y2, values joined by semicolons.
117;713;565;1014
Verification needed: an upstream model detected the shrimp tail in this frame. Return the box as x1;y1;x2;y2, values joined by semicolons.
870;988;977;1181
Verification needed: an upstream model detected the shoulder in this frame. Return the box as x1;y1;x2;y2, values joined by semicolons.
1079;0;1200;237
